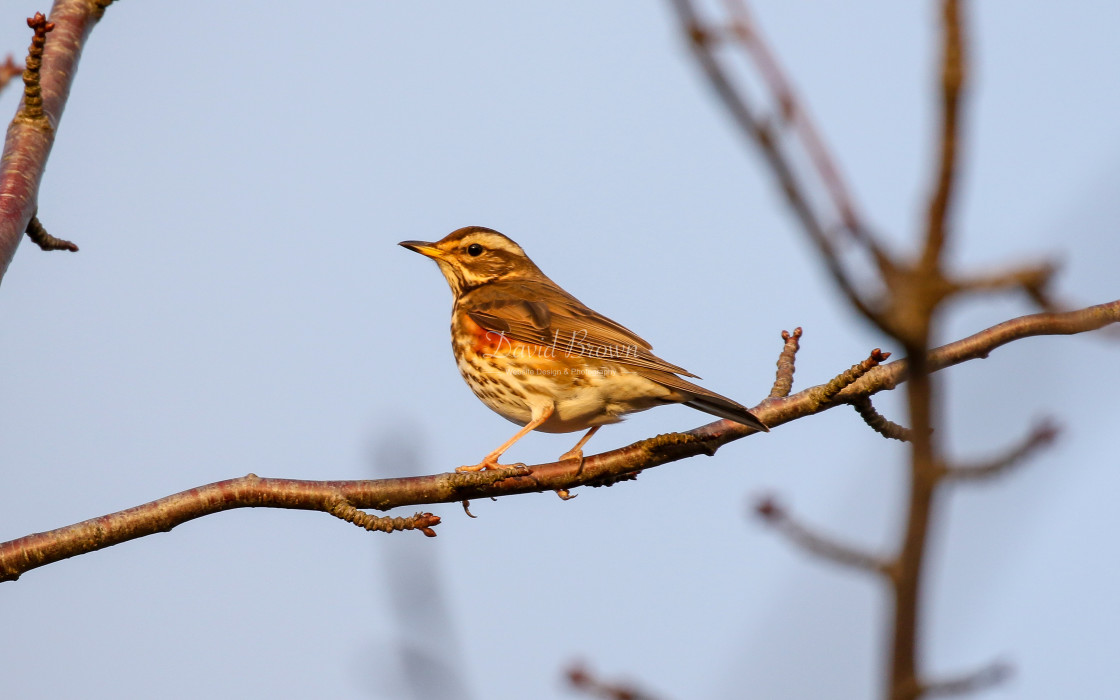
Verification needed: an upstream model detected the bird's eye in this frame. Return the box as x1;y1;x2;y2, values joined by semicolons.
466;243;484;257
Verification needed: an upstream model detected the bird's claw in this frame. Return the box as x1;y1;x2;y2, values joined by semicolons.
558;449;587;480
455;458;505;472
455;460;531;475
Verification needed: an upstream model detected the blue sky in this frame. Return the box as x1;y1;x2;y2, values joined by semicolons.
2;2;1118;698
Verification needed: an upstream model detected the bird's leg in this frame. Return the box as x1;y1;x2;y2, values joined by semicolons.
559;426;600;467
552;426;600;500
457;406;554;472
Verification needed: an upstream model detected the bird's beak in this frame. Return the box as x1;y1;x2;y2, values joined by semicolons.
398;240;444;259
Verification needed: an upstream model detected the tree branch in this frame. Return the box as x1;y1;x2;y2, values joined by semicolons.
0;54;21;97
756;497;891;577
951;262;1054;300
0;2;111;282
2;300;1115;583
889;5;968;696
769;326;802;398
667;0;887;328
838;299;1119;401
941;422;1057;482
852;397;913;442
721;0;867;237
567;662;664;700
814;347;890;405
922;0;967;268
669;1;1078;696
24;213;77;252
922;660;1011;697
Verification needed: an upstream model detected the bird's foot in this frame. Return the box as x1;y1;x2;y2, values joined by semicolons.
456;461;499;472
558;447;584;464
456;457;526;473
558;448;588;478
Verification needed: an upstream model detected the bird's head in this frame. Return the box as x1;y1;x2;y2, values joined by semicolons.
399;226;543;296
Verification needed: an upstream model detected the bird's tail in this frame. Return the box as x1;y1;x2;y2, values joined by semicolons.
684;395;769;433
641;369;769;433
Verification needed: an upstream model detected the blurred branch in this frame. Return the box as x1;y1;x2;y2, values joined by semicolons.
720;0;864;235
0;54;21;96
0;2;113;281
667;2;1094;697
941;422;1057;482
922;0;967;268
370;435;474;700
951;262;1054;300
756;497;890;577
885;5;968;696
667;0;888;328
922;660;1012;697
885;3;968;697
567;662;664;700
2;299;1116;582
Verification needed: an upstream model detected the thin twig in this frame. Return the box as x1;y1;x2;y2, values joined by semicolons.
769;327;802;398
93;0;117;20
756;497;891;577
25;214;78;252
815;348;890;405
328;502;439;537
951;262;1054;300
942;422;1057;481
567;662;664;700
922;660;1012;697
17;13;56;125
852;397;912;442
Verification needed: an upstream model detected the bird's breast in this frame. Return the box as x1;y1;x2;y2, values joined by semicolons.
448;309;678;433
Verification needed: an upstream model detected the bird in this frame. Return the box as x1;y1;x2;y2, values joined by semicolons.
399;226;768;472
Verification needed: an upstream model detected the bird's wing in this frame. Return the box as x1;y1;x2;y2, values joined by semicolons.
462;280;768;432
463;280;699;378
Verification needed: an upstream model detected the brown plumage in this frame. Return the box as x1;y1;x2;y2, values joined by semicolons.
400;226;767;471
